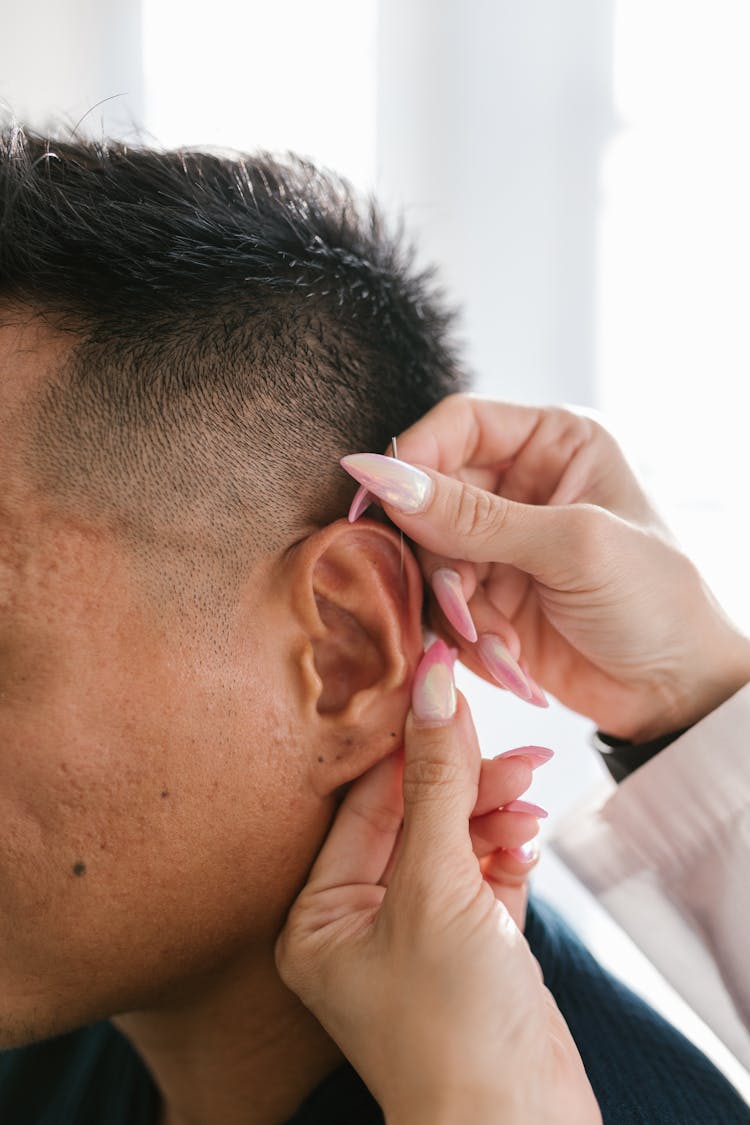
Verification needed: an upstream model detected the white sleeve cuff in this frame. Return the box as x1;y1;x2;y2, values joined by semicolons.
551;681;750;1066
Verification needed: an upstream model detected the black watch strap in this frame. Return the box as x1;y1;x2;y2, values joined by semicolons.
592;726;691;783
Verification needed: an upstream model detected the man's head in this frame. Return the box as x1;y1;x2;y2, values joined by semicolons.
0;127;464;1046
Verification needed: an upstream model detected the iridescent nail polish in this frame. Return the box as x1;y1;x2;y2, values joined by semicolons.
502;799;548;819
477;635;533;702
347;484;372;523
340;453;433;515
519;659;549;708
507;838;541;864
412;638;457;722
431;567;478;643
496;746;555;769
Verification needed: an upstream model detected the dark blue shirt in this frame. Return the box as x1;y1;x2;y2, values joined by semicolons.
0;1022;382;1125
3;902;749;1124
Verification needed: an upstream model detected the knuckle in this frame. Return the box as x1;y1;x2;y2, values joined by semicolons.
670;547;703;597
402;753;461;805
568;503;610;559
548;406;596;455
432;391;469;429
585;412;609;440
453;484;506;542
549;405;581;429
441;391;468;410
551;404;618;455
585;412;620;456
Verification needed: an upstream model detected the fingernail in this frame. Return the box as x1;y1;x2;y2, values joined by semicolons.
347;484;372;523
502;800;548;819
507;838;541;864
477;635;533;702
519;660;549;708
431;568;478;643
412;638;457;723
340;453;433;515
496;746;555;769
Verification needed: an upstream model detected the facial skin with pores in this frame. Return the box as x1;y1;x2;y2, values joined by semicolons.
0;320;425;1118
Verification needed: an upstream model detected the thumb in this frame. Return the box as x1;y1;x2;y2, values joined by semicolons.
398;640;481;873
341;453;603;583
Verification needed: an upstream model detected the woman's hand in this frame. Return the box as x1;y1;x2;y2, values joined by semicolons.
276;641;600;1125
342;396;750;742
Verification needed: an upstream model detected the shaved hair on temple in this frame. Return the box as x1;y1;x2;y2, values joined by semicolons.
0;126;465;591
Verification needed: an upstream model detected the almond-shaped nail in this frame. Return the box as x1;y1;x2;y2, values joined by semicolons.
519;659;549;708
347;484;373;523
431;567;478;643
477;635;533;702
340;453;433;515
502;799;548;819
507;838;541;864
412;638;457;723
496;746;555;769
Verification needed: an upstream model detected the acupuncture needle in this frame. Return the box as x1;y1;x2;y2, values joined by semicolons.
390;435;405;587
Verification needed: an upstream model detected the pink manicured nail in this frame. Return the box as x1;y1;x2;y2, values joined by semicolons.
477;635;533;702
347;484;373;523
412;639;457;723
431;568;478;643
502;799;548;819
496;746;555;769
340;453;433;515
507;838;541;864
519;659;549;708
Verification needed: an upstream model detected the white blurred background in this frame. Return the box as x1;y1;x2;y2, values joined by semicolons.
3;0;749;1097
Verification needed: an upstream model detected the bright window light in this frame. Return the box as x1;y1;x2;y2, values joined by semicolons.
141;0;377;192
598;1;750;627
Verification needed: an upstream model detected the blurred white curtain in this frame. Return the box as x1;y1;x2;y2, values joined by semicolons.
597;2;750;633
0;0;143;138
142;0;377;190
376;0;616;405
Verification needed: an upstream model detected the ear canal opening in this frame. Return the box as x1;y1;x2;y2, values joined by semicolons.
312;595;386;715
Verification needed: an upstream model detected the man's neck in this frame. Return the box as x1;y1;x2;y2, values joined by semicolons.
115;948;344;1125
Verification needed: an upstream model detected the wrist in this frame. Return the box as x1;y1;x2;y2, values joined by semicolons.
627;629;750;744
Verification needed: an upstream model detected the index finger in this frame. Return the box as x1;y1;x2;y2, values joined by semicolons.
341;454;584;578
394;394;544;475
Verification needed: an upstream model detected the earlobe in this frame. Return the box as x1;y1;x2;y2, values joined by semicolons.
287;519;424;792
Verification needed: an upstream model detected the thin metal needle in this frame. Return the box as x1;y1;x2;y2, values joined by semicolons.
391;435;405;587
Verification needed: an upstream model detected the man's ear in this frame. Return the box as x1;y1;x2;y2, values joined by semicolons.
285;518;424;795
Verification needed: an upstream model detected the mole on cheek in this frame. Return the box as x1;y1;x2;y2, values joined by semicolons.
72;861;87;877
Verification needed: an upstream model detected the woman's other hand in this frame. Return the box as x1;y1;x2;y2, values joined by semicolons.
276;641;600;1125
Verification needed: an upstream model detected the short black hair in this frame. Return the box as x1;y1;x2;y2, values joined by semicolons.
1;126;465;587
